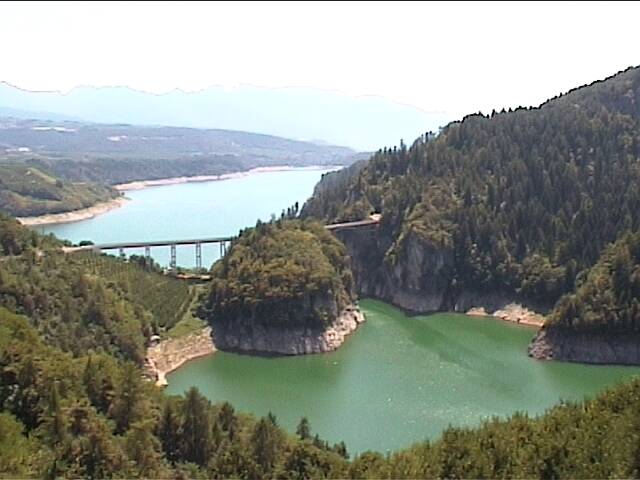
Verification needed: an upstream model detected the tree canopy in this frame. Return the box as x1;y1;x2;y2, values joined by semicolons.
201;219;355;329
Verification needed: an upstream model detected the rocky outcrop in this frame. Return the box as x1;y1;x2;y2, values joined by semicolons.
466;303;545;327
145;327;216;387
528;327;640;365
335;227;549;318
212;305;365;355
335;228;456;312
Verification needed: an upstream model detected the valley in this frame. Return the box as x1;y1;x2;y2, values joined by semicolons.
3;59;640;478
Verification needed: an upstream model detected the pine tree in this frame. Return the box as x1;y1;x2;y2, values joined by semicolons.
180;387;212;466
296;416;311;440
158;400;181;464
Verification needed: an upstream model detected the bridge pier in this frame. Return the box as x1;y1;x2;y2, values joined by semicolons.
170;244;177;271
195;242;202;270
119;247;125;260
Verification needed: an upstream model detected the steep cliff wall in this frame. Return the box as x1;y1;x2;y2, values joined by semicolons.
213;305;365;355
335;227;546;315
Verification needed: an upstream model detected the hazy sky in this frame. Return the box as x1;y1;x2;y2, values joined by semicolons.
1;1;639;118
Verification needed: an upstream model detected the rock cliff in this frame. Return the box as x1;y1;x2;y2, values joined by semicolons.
528;327;640;365
212;305;365;355
334;227;547;316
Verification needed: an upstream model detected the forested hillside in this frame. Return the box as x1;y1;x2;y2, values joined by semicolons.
203;218;354;329
199;218;362;354
303;66;640;317
2;198;640;477
0;116;364;185
0;215;192;362
0;165;118;217
0;215;351;477
530;232;640;363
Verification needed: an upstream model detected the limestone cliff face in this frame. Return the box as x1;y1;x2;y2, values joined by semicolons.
335;227;544;315
528;327;640;365
335;228;451;312
212;305;365;355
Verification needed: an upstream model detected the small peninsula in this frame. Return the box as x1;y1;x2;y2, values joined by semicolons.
199;218;365;355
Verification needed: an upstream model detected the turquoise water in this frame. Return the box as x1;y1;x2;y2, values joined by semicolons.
167;300;640;454
39;169;640;454
40;168;335;268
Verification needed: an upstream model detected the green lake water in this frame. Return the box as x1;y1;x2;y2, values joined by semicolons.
38;168;640;454
167;299;640;454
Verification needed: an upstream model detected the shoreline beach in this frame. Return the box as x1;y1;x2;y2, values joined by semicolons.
114;165;342;191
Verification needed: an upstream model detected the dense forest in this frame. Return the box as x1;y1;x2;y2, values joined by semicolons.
528;231;640;362
200;218;355;330
2;214;640;478
302;66;640;316
549;231;640;333
0;165;118;217
0;215;193;362
5;65;640;477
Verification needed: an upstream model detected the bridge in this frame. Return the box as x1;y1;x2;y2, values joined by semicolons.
63;214;381;270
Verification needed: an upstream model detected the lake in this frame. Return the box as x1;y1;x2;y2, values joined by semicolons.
40;167;640;454
166;299;640;454
41;167;337;268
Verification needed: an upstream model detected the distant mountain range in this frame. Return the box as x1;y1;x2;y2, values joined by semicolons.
0;82;450;150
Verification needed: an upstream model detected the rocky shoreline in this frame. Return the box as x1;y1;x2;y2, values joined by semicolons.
528;327;640;365
466;303;545;327
145;326;216;387
16;196;129;226
212;305;366;355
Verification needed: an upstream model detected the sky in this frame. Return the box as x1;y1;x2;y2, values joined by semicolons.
1;1;639;119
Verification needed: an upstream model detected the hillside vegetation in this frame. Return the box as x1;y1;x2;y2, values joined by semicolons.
0;165;118;217
0;215;191;362
1;178;640;476
303;66;640;315
0;116;363;185
201;218;355;330
549;232;640;333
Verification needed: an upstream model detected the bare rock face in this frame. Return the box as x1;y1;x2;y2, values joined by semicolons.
212;305;366;355
336;228;455;313
529;327;640;365
335;227;551;317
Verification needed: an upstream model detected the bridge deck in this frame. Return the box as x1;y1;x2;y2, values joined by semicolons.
63;215;381;253
63;236;235;253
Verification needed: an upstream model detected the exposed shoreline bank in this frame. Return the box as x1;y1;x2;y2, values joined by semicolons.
114;165;342;192
145;326;217;387
212;305;366;356
147;305;365;386
528;328;640;365
466;303;545;328
16;196;130;226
